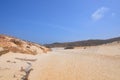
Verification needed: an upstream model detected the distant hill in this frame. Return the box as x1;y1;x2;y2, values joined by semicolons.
0;34;50;56
44;37;120;48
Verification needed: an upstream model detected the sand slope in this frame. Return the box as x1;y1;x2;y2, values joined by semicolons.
0;34;50;55
29;43;120;80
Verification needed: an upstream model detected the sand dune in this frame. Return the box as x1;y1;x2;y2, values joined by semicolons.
0;34;50;55
0;43;120;80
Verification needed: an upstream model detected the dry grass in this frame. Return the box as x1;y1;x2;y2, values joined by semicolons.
10;39;23;47
0;35;50;55
2;46;37;55
0;49;9;56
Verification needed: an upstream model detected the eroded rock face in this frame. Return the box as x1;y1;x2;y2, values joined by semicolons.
0;34;51;55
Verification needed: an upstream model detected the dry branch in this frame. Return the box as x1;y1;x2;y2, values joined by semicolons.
15;57;37;62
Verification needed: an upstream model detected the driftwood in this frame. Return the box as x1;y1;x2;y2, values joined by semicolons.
21;68;33;80
15;57;37;62
21;62;33;80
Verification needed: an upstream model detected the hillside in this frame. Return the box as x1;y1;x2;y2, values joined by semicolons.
44;37;120;48
0;34;50;55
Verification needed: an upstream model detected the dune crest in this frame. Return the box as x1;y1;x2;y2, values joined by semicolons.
0;34;50;55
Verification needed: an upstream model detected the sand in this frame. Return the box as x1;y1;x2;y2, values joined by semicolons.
0;44;120;80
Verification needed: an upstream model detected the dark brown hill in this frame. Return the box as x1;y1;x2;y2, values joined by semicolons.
44;37;120;48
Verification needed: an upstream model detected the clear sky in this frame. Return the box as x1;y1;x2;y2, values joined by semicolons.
0;0;120;44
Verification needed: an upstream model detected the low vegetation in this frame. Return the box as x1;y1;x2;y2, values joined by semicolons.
64;46;74;49
0;49;9;56
0;34;50;55
10;39;23;46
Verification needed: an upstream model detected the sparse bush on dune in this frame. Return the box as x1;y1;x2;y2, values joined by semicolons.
84;47;86;49
64;46;74;49
2;46;36;55
27;49;37;55
0;34;50;55
26;46;30;48
10;39;23;46
3;46;21;53
0;49;9;56
37;46;52;53
117;41;120;43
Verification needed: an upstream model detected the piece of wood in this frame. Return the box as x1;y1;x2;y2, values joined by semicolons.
15;57;37;62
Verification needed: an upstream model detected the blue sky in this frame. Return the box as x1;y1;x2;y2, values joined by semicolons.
0;0;120;44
